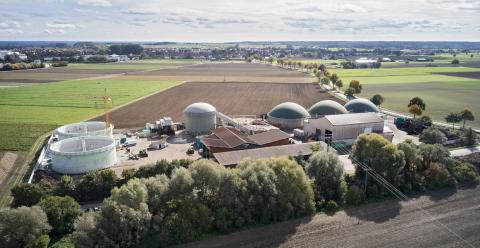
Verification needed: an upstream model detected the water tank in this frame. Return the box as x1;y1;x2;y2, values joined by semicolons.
56;121;113;141
49;136;117;174
184;102;216;135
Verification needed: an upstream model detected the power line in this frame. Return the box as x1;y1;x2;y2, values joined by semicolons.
327;136;475;248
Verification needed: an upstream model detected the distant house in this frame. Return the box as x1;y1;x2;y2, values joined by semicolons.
200;127;291;158
0;50;28;61
416;57;433;62
107;54;129;62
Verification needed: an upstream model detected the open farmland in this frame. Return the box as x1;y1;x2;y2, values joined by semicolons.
181;187;480;248
115;63;311;83
331;66;480;127
93;82;340;128
0;59;199;84
0;79;180;151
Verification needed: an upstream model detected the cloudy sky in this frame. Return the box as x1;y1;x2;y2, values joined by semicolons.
1;0;479;42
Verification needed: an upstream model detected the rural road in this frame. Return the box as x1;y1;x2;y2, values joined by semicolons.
180;187;480;248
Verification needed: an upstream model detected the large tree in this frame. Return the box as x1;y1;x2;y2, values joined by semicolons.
408;97;426;111
0;206;51;248
97;179;152;247
38;196;82;235
348;80;362;94
460;109;474;128
329;73;340;90
10;183;46;207
352;133;406;197
76;169;118;202
370;94;384;107
188;160;224;208
408;104;422;119
445;112;462;129
306;151;345;203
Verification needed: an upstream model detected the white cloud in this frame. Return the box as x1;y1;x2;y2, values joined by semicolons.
78;0;112;7
45;23;77;29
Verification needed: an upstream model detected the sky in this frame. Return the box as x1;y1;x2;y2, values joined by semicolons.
1;0;479;42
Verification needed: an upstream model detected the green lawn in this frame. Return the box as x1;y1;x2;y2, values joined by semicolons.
0;79;180;151
330;66;480;128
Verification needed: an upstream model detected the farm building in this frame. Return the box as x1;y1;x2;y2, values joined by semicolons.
267;102;310;129
49;136;117;174
303;112;393;145
344;98;379;113
200;126;291;158
309;100;348;118
56;121;113;141
184;102;217;135
213;142;326;167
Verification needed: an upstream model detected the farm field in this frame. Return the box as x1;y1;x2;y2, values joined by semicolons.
331;66;480;127
0;79;180;151
115;63;311;83
93;82;341;128
181;187;480;248
0;59;199;84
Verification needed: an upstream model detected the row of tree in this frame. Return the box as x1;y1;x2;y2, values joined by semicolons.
351;133;479;198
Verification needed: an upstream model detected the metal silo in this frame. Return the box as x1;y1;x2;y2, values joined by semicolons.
184;102;217;135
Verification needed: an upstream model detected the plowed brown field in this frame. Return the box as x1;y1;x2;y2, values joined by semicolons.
93;82;342;128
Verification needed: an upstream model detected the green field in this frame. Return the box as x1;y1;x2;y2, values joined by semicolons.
0;79;180;150
330;66;480;128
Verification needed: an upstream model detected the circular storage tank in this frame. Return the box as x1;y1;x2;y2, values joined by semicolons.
50;136;117;174
344;98;379;113
309;100;348;117
56;121;113;141
184;102;217;135
267;102;310;129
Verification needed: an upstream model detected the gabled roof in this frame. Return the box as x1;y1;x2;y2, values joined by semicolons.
200;127;290;149
213;142;325;166
324;112;383;126
248;129;291;145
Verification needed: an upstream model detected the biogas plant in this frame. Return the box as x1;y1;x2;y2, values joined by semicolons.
49;121;117;174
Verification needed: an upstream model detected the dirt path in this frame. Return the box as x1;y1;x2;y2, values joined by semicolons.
181;187;480;248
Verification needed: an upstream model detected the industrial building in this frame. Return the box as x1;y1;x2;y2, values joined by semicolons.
308;100;348;117
213;142;326;167
200;126;291;157
49;136;117;174
267;102;311;129
56;121;113;141
344;98;379;113
184;102;217;135
304;112;393;145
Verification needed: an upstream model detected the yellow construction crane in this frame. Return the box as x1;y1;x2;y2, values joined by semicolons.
94;88;112;129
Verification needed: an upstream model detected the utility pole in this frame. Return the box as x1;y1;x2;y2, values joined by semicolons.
364;168;368;195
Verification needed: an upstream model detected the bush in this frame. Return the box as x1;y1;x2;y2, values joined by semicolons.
452;162;480;185
11;183;46;207
52;61;68;67
324;200;339;213
419;127;446;144
345;185;364;206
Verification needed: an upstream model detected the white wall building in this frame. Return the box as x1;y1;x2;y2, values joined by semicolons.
304;113;393;145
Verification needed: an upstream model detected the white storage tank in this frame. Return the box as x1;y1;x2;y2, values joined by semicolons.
184;102;216;135
56;121;113;141
49;136;117;174
267;102;311;129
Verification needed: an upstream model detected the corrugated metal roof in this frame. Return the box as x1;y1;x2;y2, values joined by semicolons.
324;112;383;126
200;127;290;149
213;142;325;166
248;129;291;145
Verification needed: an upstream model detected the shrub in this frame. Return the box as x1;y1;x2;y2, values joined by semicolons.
419;127;446;144
345;185;364;206
324;200;339;213
452;162;480;185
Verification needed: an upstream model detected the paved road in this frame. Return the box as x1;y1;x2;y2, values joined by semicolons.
181;187;480;248
450;146;480;157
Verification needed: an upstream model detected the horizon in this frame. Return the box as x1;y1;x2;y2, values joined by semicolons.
1;0;480;42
